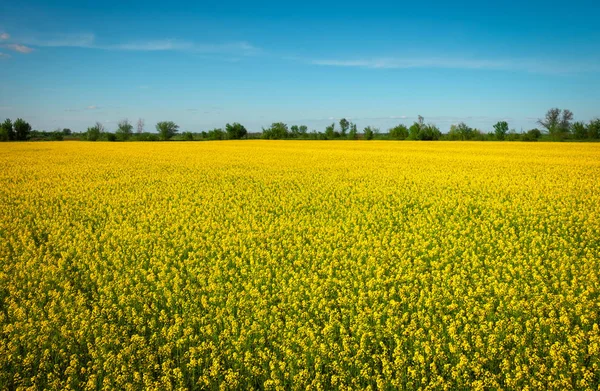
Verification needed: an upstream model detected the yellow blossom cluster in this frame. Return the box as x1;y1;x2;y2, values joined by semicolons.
1;140;599;390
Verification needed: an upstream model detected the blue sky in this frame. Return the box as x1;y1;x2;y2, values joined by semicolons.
1;0;599;133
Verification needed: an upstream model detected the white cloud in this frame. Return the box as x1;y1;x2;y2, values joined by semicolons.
110;39;193;51
5;44;34;53
86;105;99;110
23;33;96;48
0;52;10;59
17;33;259;55
310;56;600;74
0;33;9;40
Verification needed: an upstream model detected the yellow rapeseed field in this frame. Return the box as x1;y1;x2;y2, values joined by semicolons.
1;140;599;390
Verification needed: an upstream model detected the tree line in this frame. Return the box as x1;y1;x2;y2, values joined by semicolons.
1;108;599;142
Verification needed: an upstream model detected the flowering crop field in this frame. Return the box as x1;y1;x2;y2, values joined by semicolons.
1;141;600;390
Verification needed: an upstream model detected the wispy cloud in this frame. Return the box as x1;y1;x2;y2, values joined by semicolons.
17;33;259;55
0;52;10;59
310;57;600;74
4;44;34;53
110;39;193;51
22;33;96;48
0;33;9;40
86;105;99;110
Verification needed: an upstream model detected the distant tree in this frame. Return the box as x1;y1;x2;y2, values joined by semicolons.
348;123;358;140
538;108;573;140
105;133;117;142
420;124;441;140
262;122;289;139
339;118;349;137
182;131;194;141
116;119;134;141
13;118;32;141
156;121;179;140
86;122;104;141
51;130;64;141
0;118;13;141
389;124;409;140
136;118;145;134
572;121;587;139
522;128;542;141
408;122;421;140
290;125;300;138
324;123;336;139
225;122;247;139
207;128;226;140
493;121;509;141
298;125;308;138
455;122;474;140
587;119;600;139
62;128;72;136
363;126;374;140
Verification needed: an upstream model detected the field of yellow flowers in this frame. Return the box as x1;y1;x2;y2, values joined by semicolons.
1;140;599;390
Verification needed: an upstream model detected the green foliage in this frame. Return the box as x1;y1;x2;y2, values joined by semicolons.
571;121;587;139
226;122;248;139
13;118;32;141
348;123;358;140
506;129;521;141
156;121;179;141
262;122;289;139
207;128;226;140
182;132;194;141
522;128;542;142
339;118;349;137
0;118;12;141
389;124;409;140
105;133;117;142
448;122;474;140
419;124;442;140
587;119;600;139
408;117;441;141
324;123;337;139
538;108;573;141
363;126;374;140
134;132;160;141
116;119;134;141
86;122;104;141
493;121;509;141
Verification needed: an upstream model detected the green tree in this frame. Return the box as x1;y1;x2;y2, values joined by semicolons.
348;123;358;140
290;125;300;138
420;124;441;140
389;124;409;140
587;119;600;139
156;121;179;140
324;123;336;139
62;128;72;136
13;118;32;141
363;126;374;140
538;108;573;141
207;128;226;140
298;125;308;138
493;121;509;141
572;121;587;139
522;128;542;141
0;118;13;141
452;122;474;140
116;119;134;141
339;118;349;137
262;122;289;139
226;122;248;139
86;122;104;141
